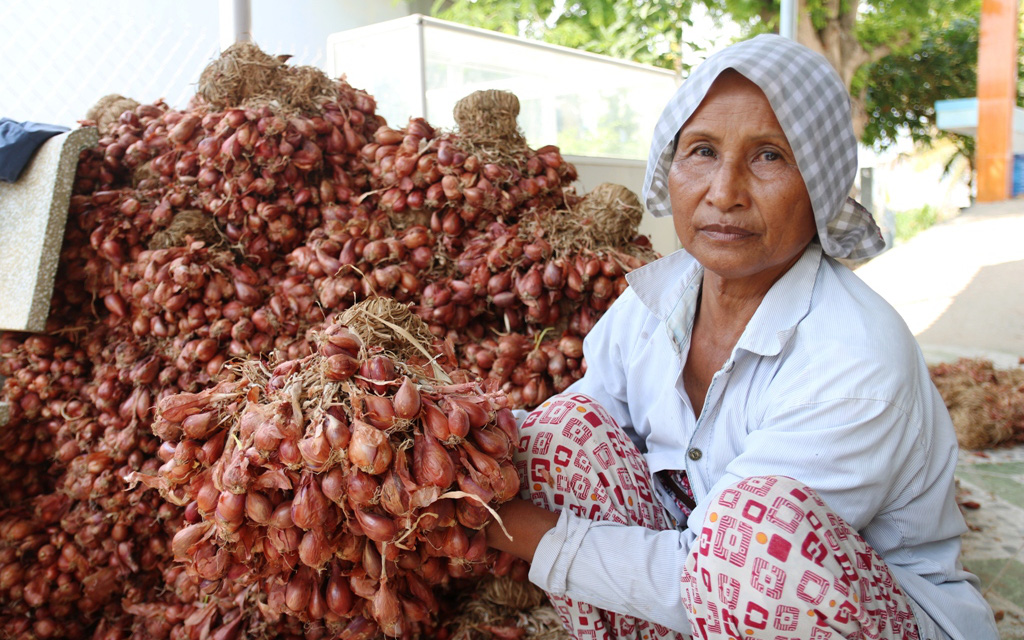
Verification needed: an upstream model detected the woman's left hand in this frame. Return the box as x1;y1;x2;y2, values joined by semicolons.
485;497;560;563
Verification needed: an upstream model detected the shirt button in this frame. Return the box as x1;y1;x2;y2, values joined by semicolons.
687;448;702;461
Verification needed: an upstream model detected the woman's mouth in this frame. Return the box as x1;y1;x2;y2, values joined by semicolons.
699;224;754;241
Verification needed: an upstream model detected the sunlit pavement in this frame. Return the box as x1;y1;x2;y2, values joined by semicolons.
855;200;1024;367
855;200;1024;638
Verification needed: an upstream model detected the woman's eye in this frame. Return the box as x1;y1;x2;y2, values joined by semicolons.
695;146;715;158
759;150;781;162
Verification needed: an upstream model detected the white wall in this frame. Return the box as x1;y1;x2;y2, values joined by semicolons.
0;0;411;126
567;155;681;257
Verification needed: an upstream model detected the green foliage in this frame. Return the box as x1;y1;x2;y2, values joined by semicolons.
430;0;554;38
718;0;974;47
431;0;696;72
861;5;1024;190
862;14;979;150
892;204;940;243
708;0;980;94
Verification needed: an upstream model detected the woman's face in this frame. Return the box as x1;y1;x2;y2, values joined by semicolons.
669;71;816;286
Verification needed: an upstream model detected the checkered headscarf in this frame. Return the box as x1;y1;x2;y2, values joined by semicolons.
642;34;885;260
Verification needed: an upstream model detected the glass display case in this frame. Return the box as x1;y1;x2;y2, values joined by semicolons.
327;15;679;161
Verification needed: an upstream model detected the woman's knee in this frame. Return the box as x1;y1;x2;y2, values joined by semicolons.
702;475;826;532
692;475;840;572
515;393;667;528
684;477;918;638
516;393;642;476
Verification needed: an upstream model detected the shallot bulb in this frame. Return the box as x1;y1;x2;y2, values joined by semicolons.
372;581;404;637
393;377;421;420
292;472;329;530
412;430;454;488
349;419;393;475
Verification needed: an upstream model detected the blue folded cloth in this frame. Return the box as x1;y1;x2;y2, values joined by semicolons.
0;118;70;182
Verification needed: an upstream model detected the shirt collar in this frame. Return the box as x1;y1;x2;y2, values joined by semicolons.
626;249;701;321
626;243;823;358
736;243;822;357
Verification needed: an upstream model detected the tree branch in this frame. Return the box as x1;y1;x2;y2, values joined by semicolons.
866;32;914;64
839;0;858;32
825;0;842;21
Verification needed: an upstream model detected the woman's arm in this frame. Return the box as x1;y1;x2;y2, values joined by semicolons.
515;508;695;632
484;498;559;562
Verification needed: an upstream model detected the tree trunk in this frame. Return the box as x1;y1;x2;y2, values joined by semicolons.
794;0;904;140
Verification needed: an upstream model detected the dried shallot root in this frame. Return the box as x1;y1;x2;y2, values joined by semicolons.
140;300;526;636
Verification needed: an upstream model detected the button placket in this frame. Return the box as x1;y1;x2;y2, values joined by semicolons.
684;363;734;496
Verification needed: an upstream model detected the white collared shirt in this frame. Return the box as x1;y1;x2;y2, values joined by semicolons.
529;244;996;639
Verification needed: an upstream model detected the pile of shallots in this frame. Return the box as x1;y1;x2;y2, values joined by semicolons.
0;43;656;639
0;44;385;638
358;93;656;410
144;307;524;638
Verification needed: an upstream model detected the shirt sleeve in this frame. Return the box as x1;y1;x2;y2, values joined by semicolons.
530;509;696;634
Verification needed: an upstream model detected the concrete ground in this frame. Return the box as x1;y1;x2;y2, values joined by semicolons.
855;200;1024;638
855;200;1024;367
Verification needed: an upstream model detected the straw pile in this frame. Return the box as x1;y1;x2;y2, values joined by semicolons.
524;182;650;256
451;90;530;165
929;358;1024;449
148;210;221;250
447;577;569;640
85;94;140;135
197;42;338;113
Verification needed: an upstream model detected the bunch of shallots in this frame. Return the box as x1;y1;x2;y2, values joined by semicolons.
85;74;383;268
362;116;575;231
145;310;524;637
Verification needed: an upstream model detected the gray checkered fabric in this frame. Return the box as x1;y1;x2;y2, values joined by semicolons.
642;34;886;260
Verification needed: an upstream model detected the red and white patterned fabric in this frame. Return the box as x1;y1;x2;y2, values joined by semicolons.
684;475;920;640
517;394;922;640
519;393;685;639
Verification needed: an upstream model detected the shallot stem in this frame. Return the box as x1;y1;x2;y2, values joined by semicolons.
437;490;511;541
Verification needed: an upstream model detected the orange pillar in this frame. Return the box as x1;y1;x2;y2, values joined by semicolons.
976;0;1019;202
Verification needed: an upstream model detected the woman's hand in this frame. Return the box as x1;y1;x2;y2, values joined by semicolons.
485;497;560;563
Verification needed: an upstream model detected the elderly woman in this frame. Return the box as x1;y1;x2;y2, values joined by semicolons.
485;35;997;640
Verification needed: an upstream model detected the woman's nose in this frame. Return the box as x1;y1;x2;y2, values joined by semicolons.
705;159;750;211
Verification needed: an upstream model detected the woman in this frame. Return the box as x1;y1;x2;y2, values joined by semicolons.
485;34;997;640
